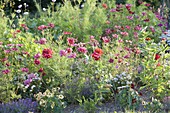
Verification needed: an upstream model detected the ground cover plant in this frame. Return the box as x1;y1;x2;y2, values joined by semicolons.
0;0;169;113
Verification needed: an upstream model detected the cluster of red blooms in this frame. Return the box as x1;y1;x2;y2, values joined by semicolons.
42;48;53;59
91;48;103;61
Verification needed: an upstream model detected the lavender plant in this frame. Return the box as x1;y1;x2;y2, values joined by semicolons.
0;98;38;113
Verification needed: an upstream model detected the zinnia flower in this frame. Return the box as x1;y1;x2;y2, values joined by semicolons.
155;53;161;60
77;47;88;54
59;50;67;57
94;48;103;55
67;38;75;46
42;48;53;59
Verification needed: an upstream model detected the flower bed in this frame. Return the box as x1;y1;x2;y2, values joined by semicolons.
0;0;169;112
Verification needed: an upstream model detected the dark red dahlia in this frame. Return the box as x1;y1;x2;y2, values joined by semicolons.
42;48;53;59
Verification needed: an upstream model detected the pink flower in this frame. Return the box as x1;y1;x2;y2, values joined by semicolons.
34;53;41;59
4;49;11;54
118;39;123;43
38;68;44;73
124;54;130;59
109;58;114;63
110;8;117;12
27;73;36;79
34;59;41;65
39;38;47;44
150;26;155;33
21;68;29;73
42;48;53;59
67;38;75;46
120;32;128;37
0;42;3;45
66;48;72;53
125;25;131;30
48;23;55;28
77;47;88;54
37;25;48;30
59;50;67;57
11;48;18;51
2;69;10;74
126;16;133;20
64;32;72;35
68;53;77;58
24;79;32;86
112;34;119;38
134;25;142;31
125;4;132;10
102;37;110;43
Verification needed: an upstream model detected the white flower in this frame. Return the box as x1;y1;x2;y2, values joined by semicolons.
126;81;132;85
52;0;56;2
23;12;29;15
127;74;131;79
16;9;21;13
81;4;84;8
9;38;13;42
113;78;118;82
24;3;27;6
121;72;126;76
18;5;22;8
43;8;46;11
58;94;64;99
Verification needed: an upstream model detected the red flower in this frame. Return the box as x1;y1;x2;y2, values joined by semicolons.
38;68;44;73
67;38;75;46
145;37;151;41
155;53;160;60
102;3;108;9
156;62;161;67
34;59;41;65
92;52;101;61
42;48;53;59
132;98;137;104
131;83;135;89
94;48;103;55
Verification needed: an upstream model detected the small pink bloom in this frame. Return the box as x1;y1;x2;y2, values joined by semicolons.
120;32;128;37
125;25;131;30
59;50;67;57
67;38;75;46
21;68;29;73
11;48;18;51
4;49;11;53
24;79;32;86
125;4;132;10
37;25;48;30
2;69;10;74
124;54;130;59
39;38;47;44
126;16;133;20
38;68;44;73
27;73;35;79
16;44;23;47
118;39;123;43
66;48;72;53
110;8;117;12
48;23;55;28
34;59;41;65
77;47;88;54
109;58;114;63
102;37;110;43
112;34;119;38
34;53;41;59
64;32;72;35
42;48;53;59
6;63;10;67
68;53;77;58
